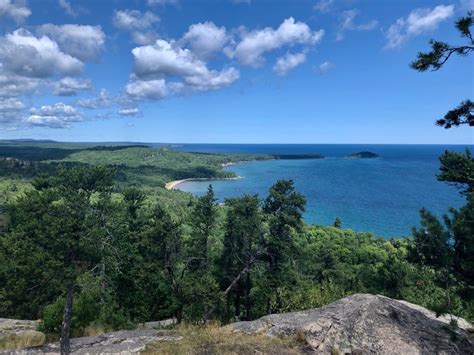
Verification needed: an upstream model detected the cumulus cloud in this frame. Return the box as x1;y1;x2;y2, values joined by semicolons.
113;9;159;31
0;73;40;97
118;107;141;116
313;0;334;13
181;22;228;60
0;97;24;123
273;52;306;76
125;79;168;100
385;5;454;49
53;77;92;96
319;61;335;74
37;24;105;62
129;39;239;98
181;67;240;92
77;89;113;109
0;29;83;78
26;103;82;128
231;17;324;67
0;0;31;23
336;10;378;41
132;39;208;79
113;9;160;45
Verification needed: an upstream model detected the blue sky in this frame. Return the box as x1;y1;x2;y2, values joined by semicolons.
0;0;472;143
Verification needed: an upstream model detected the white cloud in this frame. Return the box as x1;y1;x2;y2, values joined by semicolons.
231;17;324;67
385;5;454;49
53;77;92;96
181;67;240;92
113;9;159;31
0;97;24;123
118;107;141;116
0;73;40;97
37;24;105;62
273;52;306;76
26;103;82;128
125;79;168;100
113;9;160;45
147;0;178;5
77;89;113;109
131;39;240;95
0;0;31;23
314;0;334;13
131;31;160;46
133;39;208;79
336;9;378;41
58;0;77;17
0;29;83;78
181;22;228;60
319;61;335;74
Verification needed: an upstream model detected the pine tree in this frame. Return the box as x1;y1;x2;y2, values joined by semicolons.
263;180;305;313
3;165;117;354
220;194;262;320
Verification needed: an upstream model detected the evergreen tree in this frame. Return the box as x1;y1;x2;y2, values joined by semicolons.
2;166;117;354
184;185;220;322
438;149;474;196
445;197;474;289
146;205;184;323
263;180;305;313
411;11;473;128
220;194;263;320
188;185;217;269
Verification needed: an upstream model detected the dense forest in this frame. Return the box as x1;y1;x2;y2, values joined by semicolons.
0;140;472;351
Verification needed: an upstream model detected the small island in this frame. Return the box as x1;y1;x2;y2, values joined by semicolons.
347;151;379;158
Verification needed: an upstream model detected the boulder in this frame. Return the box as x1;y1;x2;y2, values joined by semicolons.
230;293;473;354
140;318;177;330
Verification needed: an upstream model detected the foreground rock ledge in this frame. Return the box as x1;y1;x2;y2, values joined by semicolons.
1;329;182;354
230;293;473;354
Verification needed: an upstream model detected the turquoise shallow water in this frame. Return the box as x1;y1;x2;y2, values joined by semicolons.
171;144;470;238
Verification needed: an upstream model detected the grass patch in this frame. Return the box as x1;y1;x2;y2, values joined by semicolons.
0;331;46;350
143;323;308;354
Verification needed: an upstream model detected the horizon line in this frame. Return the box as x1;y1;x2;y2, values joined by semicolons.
1;139;472;146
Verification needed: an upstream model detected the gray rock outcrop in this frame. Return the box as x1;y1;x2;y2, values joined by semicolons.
230;293;473;354
1;329;181;354
0;318;45;350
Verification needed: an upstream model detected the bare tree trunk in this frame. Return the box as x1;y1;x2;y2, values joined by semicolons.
245;272;251;320
60;284;74;355
176;304;183;324
234;288;241;321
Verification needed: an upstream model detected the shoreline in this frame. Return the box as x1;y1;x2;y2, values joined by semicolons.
166;159;253;191
165;176;243;190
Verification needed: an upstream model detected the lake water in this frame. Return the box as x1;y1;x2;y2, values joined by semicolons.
170;144;470;238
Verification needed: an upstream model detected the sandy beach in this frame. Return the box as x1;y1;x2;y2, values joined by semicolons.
165;176;243;190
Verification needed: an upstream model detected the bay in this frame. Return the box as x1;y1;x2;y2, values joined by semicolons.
171;144;470;238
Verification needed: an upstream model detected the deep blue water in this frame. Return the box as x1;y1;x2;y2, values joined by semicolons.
169;144;470;238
